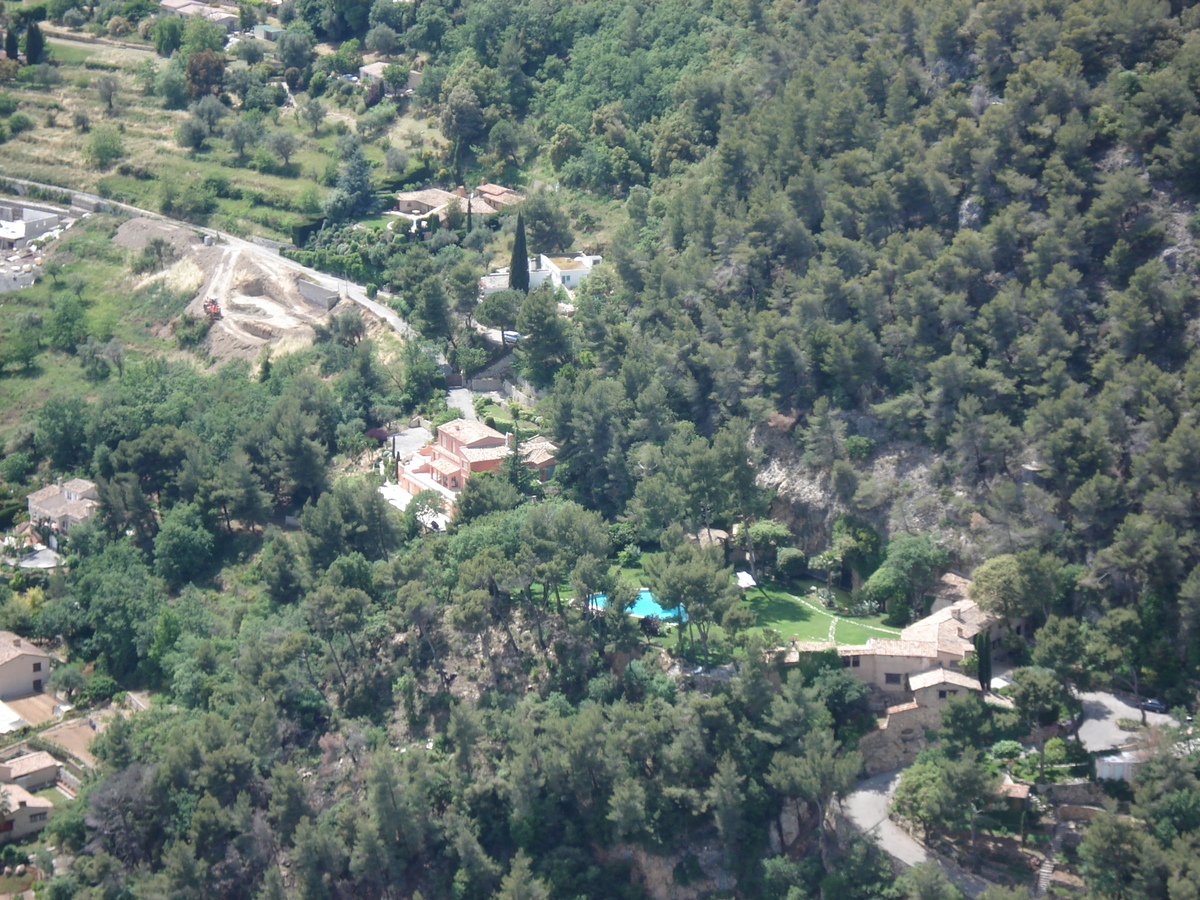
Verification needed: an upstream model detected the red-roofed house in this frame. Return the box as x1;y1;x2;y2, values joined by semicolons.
396;419;556;510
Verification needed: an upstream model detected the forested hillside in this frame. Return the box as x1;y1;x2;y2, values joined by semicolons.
4;0;1200;898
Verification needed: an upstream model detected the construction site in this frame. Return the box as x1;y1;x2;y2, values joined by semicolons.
113;217;340;361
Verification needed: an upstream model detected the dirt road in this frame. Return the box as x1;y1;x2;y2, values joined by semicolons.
6;176;423;350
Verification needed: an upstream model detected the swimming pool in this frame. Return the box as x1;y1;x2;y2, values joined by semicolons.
591;588;686;622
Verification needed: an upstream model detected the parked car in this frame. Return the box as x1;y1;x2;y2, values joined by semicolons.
1139;698;1169;713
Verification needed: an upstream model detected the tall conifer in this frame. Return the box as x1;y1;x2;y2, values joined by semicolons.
509;212;529;292
25;22;44;66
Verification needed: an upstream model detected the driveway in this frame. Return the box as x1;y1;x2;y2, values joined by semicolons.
389;425;431;461
844;769;929;867
446;388;477;420
1077;690;1175;752
844;770;992;898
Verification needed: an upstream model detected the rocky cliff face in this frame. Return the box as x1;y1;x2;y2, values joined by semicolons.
753;421;961;559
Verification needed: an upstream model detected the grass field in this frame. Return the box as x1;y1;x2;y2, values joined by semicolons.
0;213;190;441
46;40;96;65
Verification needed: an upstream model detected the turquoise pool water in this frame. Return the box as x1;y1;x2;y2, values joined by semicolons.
591;588;686;622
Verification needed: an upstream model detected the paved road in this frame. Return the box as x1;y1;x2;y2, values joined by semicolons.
1077;690;1175;752
845;770;992;898
844;770;929;867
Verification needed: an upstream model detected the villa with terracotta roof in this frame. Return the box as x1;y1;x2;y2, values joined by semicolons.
26;478;99;533
475;182;524;208
780;580;1028;773
395;419;556;511
0;783;53;842
0;632;51;700
393;187;502;226
0;751;59;791
784;595;1028;694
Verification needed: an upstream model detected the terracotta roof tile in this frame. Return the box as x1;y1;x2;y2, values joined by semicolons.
439;419;505;446
0;632;49;665
909;668;981;692
2;751;58;779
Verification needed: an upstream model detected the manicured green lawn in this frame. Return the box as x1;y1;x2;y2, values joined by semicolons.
34;785;65;806
747;580;900;644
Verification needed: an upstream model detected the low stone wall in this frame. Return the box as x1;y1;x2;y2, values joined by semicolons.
1038;780;1105;807
859;703;941;775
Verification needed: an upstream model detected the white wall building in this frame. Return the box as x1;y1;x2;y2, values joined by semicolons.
0;203;58;251
479;253;604;297
0;633;51;700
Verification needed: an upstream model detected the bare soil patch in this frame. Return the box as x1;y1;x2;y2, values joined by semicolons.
115;217;333;360
4;693;60;727
41;717;103;768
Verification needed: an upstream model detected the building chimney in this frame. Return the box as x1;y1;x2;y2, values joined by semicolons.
456;186;466;198
950;607;963;622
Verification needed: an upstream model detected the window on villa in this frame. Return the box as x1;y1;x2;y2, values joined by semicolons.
0;821;11;832
842;656;851;667
885;673;902;685
32;663;40;672
851;656;860;667
938;690;946;699
29;813;46;822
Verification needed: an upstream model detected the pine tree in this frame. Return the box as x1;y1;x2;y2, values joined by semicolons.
509;212;529;293
24;22;44;66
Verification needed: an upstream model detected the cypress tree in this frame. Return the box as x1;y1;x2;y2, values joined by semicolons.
974;630;992;692
509;212;529;293
25;22;44;66
5;28;19;64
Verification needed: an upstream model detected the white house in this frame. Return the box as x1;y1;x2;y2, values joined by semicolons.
0;633;50;700
0;203;58;251
479;253;604;297
539;253;602;290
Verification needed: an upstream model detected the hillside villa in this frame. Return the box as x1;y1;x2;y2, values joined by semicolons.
393;182;523;227
782;577;1028;773
26;479;99;534
393;418;557;513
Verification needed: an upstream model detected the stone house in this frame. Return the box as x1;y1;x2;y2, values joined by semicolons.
26;479;99;533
